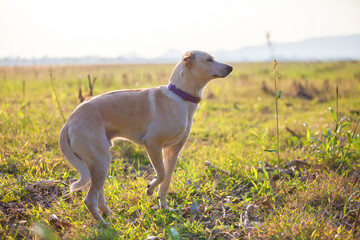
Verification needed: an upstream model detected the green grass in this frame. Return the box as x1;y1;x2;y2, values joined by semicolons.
1;61;360;239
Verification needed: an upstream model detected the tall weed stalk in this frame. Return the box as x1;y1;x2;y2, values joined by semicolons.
265;60;282;165
49;68;65;122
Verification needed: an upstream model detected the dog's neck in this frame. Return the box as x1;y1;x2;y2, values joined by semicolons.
168;62;209;100
168;83;201;103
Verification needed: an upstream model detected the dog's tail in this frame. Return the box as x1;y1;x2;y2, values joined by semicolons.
59;124;91;192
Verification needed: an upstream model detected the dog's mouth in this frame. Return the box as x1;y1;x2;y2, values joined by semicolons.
213;65;233;78
212;72;231;78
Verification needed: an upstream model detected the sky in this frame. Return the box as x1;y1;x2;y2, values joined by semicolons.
0;0;360;59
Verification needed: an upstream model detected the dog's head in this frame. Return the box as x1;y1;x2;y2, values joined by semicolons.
181;51;233;81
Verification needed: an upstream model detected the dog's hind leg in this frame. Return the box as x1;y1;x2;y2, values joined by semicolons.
98;187;113;216
84;154;111;225
74;136;112;225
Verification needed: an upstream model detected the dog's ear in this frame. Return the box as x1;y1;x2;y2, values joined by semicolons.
182;51;195;67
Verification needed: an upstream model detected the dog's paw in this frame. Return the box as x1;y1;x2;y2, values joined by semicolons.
101;221;112;228
146;187;154;196
146;177;157;195
160;204;169;210
99;204;114;216
103;209;114;216
158;198;168;210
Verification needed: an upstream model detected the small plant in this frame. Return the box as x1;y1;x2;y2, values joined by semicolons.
304;86;359;169
79;74;97;103
265;59;282;165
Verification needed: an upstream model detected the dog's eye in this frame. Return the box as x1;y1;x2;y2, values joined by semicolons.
207;58;214;62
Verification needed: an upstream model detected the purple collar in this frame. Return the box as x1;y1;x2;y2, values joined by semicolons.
167;83;201;104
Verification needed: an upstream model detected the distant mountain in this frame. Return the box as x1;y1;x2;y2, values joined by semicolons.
214;34;360;62
1;34;359;66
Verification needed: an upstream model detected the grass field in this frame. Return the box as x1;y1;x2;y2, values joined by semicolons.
1;61;360;239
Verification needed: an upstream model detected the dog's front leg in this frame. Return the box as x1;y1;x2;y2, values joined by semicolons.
157;143;184;209
145;142;166;196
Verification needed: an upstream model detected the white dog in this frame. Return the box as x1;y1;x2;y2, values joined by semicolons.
59;51;232;225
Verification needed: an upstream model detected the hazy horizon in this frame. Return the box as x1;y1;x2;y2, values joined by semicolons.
1;0;360;59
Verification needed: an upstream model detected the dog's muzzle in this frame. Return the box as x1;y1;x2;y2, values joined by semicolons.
214;64;233;78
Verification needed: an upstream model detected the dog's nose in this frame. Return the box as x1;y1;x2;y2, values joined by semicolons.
227;65;233;73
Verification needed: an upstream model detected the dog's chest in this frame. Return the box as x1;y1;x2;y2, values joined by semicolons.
163;122;192;148
173;106;196;141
